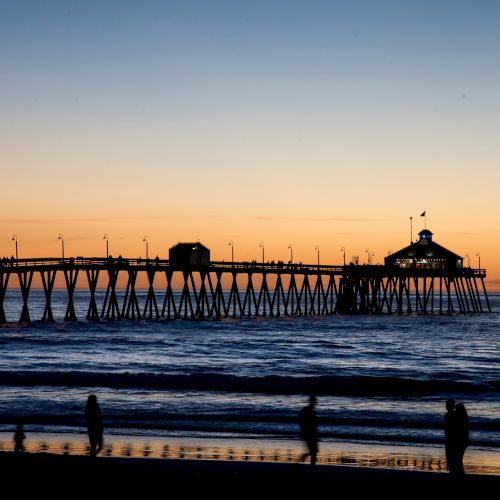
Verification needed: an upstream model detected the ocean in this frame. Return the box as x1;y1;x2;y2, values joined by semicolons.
0;290;498;473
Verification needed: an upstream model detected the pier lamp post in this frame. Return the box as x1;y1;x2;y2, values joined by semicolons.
229;241;234;266
143;236;149;260
341;247;346;266
476;252;480;270
259;242;265;265
315;245;320;267
288;244;293;263
58;234;65;260
103;234;109;259
11;234;18;260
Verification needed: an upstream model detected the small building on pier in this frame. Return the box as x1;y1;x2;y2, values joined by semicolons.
169;242;210;268
385;229;463;270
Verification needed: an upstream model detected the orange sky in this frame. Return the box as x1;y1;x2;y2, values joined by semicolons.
1;211;499;291
1;2;499;290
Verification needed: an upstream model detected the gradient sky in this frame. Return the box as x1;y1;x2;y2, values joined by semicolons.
1;1;499;287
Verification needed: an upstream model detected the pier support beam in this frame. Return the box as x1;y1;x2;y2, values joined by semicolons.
18;271;34;322
0;272;10;323
86;269;100;320
195;271;211;319
64;268;79;321
213;271;226;319
258;273;271;316
227;271;243;317
161;270;178;320
122;270;141;320
271;273;286;316
480;277;492;313
40;270;57;321
101;268;121;320
178;271;195;319
241;273;258;317
143;268;160;320
326;274;339;314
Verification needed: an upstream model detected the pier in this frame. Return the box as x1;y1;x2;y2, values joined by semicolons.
0;256;491;322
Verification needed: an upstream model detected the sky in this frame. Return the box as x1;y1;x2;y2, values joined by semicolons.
1;1;499;288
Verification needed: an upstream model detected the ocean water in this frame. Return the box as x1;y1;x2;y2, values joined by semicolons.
0;290;498;471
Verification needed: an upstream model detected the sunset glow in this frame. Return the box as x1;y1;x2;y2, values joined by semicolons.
1;1;499;288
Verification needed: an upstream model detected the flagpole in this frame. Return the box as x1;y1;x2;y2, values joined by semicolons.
420;209;427;229
410;216;413;244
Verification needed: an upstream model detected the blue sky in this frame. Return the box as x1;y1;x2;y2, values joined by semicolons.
1;1;499;275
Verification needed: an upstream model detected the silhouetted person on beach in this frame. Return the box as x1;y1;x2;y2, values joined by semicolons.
299;395;318;466
444;398;470;477
444;398;458;475
85;394;103;457
13;419;26;452
455;403;470;476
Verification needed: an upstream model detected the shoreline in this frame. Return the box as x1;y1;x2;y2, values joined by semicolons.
1;430;499;476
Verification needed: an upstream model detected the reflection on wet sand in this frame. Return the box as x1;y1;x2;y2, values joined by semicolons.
0;436;498;475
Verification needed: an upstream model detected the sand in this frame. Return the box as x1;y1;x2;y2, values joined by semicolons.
1;450;498;497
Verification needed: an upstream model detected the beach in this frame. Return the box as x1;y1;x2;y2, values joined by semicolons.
1;431;499;497
2;449;499;497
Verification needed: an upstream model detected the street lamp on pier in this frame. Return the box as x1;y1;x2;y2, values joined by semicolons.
11;234;18;260
259;242;265;265
476;252;481;270
103;234;109;258
341;247;346;266
143;236;149;259
288;244;293;263
315;245;320;267
229;241;234;265
58;234;65;259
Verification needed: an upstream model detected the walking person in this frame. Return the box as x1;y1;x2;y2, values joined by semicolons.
13;419;26;452
299;395;319;466
85;394;103;457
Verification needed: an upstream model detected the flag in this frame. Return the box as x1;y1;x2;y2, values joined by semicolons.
420;211;426;217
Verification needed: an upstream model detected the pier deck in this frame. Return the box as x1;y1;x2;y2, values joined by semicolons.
0;257;490;322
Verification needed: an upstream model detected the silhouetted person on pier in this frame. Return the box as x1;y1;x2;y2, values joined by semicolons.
13;419;26;452
85;394;103;457
455;403;470;476
299;395;318;466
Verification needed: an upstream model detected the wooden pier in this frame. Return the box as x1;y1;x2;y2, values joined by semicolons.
0;257;491;322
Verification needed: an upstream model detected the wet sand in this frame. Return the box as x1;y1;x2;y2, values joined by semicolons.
2;431;499;475
1;450;498;497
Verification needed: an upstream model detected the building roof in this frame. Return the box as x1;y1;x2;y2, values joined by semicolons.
386;239;462;262
169;242;210;252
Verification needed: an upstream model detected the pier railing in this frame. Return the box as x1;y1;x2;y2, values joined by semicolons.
0;257;491;322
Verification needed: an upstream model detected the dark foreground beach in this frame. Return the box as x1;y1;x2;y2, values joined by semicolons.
1;451;498;497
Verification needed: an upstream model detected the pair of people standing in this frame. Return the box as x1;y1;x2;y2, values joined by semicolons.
444;399;469;476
